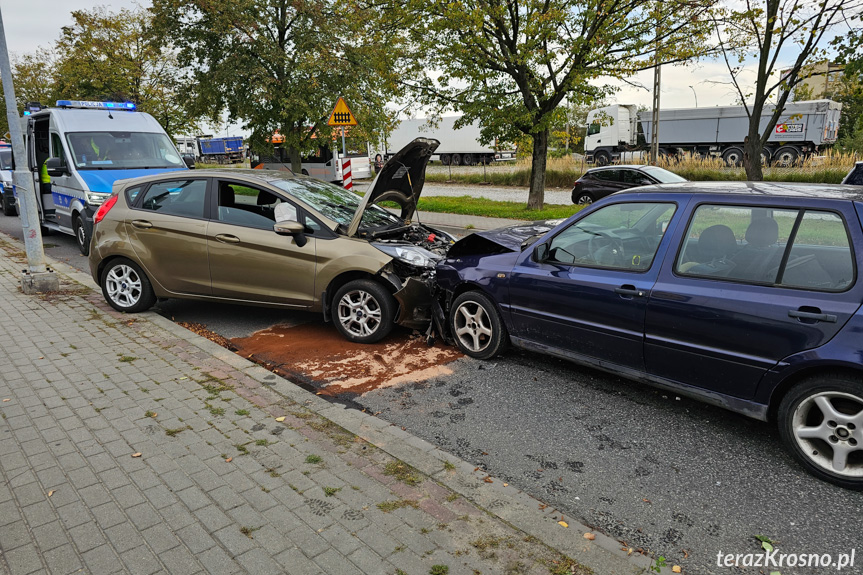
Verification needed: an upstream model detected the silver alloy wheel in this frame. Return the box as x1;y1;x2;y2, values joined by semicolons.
337;289;382;338
792;391;863;477
453;301;493;353
105;264;143;308
576;194;593;205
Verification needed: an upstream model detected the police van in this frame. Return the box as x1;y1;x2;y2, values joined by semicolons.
24;100;190;254
0;142;15;216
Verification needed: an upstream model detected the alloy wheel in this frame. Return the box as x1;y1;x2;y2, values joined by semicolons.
453;301;493;353
792;391;863;477
105;264;143;308
337;289;382;338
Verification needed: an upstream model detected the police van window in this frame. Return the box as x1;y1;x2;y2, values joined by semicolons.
0;149;13;170
50;134;67;166
66;132;184;170
139;180;207;219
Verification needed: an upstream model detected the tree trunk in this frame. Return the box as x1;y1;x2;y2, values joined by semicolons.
743;126;764;181
288;147;302;172
527;128;548;210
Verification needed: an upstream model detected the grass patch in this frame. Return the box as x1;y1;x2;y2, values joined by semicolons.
255;439;270;446
383;461;422;486
239;525;260;538
208;405;226;416
443;460;456;471
377;499;420;513
430;566;449;575
235;443;249;455
235;409;249;416
416;196;581;221
165;427;189;437
144;410;157;418
305;454;323;464
118;356;137;363
323;486;341;497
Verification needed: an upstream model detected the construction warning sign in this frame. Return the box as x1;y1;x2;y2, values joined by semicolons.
327;97;357;127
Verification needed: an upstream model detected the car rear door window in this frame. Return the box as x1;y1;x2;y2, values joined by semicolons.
621;170;652;185
139;179;207;219
594;169;620;182
676;205;855;291
546;202;676;271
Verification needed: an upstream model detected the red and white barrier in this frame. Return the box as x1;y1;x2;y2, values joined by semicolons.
342;158;352;190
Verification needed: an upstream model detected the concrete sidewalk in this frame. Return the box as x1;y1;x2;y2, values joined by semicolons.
0;237;651;574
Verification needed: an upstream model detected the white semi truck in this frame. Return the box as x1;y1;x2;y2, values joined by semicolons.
383;116;516;165
585;100;842;166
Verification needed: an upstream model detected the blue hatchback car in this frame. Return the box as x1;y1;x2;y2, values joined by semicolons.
436;182;863;489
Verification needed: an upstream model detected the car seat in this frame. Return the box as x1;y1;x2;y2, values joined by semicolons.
679;224;738;276
731;218;780;281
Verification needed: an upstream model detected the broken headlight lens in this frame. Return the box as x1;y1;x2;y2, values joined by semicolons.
373;243;441;269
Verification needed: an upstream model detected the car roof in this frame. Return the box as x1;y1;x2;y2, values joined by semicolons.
617;181;863;201
113;168;302;188
587;165;647;171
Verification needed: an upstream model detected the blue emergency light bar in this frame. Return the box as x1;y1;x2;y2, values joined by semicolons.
55;100;137;111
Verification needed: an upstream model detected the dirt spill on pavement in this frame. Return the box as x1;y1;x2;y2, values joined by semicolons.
231;323;462;396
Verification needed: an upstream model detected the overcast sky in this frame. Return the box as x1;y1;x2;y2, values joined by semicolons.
0;0;846;114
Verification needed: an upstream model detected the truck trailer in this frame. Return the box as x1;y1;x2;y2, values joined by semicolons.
383;116;516;166
198;136;245;164
585;100;842;166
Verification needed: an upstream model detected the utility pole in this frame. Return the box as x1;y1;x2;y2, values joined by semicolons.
0;6;58;293
650;63;661;166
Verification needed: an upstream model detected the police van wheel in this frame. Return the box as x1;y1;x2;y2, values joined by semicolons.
74;215;90;256
1;196;12;216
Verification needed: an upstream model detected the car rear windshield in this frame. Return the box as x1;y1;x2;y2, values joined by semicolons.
270;178;400;230
641;166;687;183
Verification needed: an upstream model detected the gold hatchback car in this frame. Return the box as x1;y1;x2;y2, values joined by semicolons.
88;139;453;343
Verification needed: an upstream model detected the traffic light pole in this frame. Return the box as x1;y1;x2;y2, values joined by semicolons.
0;6;58;293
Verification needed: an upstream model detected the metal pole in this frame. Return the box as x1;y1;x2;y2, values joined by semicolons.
689;85;698;107
650;64;661;166
0;5;54;287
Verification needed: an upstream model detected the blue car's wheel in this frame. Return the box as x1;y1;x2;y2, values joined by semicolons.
449;291;508;360
779;375;863;490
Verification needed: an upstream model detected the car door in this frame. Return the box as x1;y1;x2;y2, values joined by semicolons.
645;199;863;399
508;201;679;372
126;177;212;295
207;179;317;306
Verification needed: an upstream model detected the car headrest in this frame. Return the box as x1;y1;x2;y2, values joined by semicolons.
744;218;779;248
699;225;737;261
257;190;277;205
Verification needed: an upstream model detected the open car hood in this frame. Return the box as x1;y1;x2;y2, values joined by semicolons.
447;219;567;258
347;138;439;237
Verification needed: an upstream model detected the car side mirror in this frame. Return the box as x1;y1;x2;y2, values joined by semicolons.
182;156;195;169
533;242;549;263
274;220;307;247
45;157;67;177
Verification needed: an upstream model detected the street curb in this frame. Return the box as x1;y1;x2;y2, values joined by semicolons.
36;250;653;574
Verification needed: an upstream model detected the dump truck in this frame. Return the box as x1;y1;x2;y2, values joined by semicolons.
198;136;244;164
383;116;516;166
585;100;842;166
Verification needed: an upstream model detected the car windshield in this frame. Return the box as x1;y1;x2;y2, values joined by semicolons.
270;178;401;230
0;149;12;170
640;166;687;183
65;132;185;170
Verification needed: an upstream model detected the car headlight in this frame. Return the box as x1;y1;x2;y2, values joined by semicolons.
86;191;110;205
373;243;441;269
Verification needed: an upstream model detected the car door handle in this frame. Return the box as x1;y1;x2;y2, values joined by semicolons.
214;234;240;244
614;285;645;298
130;220;153;229
788;309;837;323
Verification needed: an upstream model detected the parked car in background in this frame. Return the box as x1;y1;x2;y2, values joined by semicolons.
571;165;687;205
89;138;454;343
437;181;863;489
843;161;863;185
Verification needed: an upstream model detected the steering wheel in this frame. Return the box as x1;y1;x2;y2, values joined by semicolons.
588;231;626;266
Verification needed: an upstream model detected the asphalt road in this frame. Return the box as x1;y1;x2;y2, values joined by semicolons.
2;208;862;575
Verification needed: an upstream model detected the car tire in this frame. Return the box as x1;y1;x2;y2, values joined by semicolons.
1;196;12;216
778;374;863;490
449;291;508;360
574;192;594;205
594;151;611;166
73;214;90;256
332;279;395;344
100;258;157;313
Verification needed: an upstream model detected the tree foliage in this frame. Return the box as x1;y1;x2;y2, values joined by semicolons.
151;0;402;169
712;0;863;179
393;0;716;209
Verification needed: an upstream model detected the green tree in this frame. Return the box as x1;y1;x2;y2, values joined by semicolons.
0;49;60;136
151;0;402;170
712;0;862;179
52;7;198;137
394;0;715;209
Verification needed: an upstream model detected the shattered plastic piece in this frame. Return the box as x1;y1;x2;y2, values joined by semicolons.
131;452;142;458
225;457;233;462
558;521;569;528
275;416;286;422
583;533;596;540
